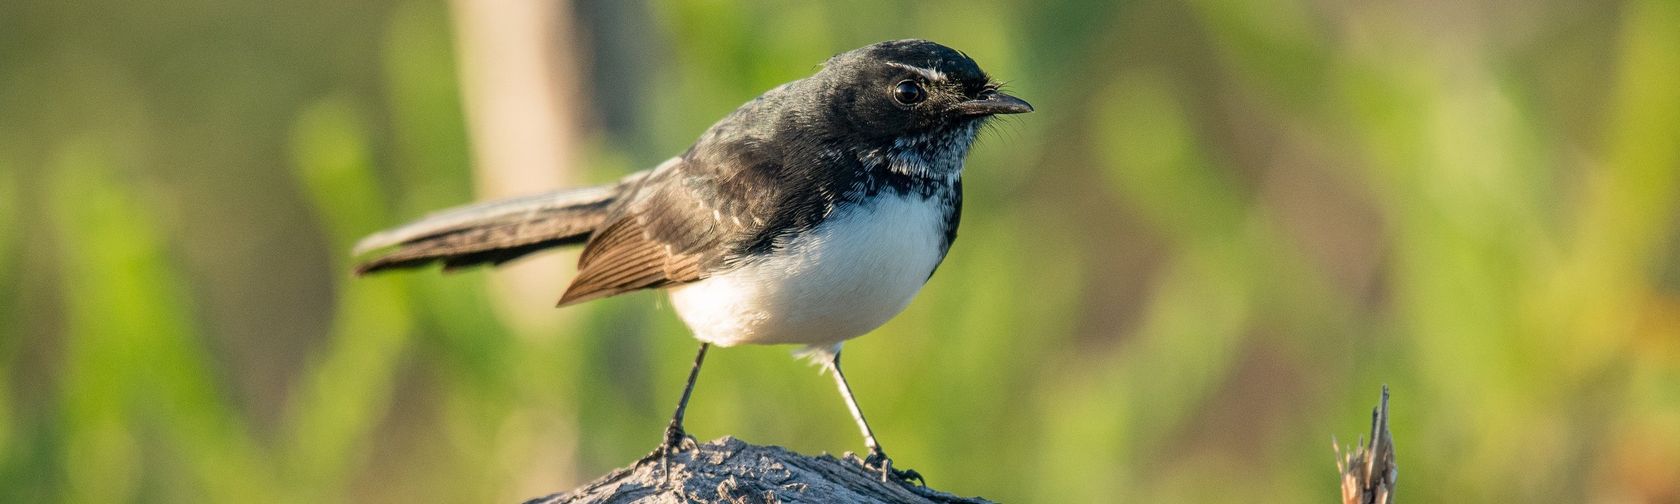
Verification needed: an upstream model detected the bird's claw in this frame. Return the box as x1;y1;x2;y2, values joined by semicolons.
863;448;924;486
663;425;700;453
638;424;699;466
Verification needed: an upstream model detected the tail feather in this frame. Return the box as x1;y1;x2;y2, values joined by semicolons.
353;172;645;275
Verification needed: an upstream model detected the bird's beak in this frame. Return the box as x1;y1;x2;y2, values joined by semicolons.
956;92;1033;116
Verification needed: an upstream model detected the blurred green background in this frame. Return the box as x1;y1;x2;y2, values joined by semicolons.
3;0;1679;502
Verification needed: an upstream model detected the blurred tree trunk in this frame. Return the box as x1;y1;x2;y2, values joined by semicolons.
449;0;588;331
446;0;589;493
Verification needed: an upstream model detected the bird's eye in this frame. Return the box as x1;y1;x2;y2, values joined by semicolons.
892;80;925;105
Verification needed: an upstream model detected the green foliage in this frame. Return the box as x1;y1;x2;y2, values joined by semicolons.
3;0;1678;502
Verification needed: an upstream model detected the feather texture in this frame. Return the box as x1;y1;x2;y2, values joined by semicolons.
351;170;650;275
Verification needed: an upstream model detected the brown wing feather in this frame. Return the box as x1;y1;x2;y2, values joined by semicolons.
556;215;706;306
553;134;795;306
554;163;727;306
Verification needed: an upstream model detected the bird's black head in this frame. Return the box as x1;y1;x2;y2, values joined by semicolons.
817;40;1031;139
807;39;1032;177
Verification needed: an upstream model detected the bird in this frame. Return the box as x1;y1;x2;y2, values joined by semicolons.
351;39;1031;482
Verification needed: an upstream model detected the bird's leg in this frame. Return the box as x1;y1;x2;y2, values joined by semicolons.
641;342;708;468
662;342;709;452
825;351;924;485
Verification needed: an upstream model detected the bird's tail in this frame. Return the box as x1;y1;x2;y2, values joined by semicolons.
351;170;648;275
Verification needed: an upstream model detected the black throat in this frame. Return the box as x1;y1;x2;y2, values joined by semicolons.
727;122;978;258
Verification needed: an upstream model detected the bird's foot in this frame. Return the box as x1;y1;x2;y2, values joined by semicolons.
637;423;700;498
863;447;925;486
637;422;700;467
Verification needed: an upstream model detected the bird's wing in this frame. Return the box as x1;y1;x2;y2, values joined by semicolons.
555;155;783;306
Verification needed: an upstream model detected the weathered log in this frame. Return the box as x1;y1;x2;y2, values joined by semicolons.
524;437;994;504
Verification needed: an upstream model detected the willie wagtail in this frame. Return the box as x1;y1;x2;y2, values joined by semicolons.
352;39;1032;482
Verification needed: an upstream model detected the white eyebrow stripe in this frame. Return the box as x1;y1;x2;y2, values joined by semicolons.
886;62;947;82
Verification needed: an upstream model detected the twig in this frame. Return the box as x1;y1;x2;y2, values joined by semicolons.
1334;386;1397;504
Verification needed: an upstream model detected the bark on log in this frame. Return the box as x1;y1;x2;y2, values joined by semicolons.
524;437;995;504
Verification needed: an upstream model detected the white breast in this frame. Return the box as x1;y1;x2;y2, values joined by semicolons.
668;192;947;348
